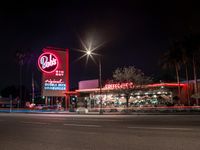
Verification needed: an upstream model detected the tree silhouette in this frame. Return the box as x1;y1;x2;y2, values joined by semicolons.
112;66;152;108
15;50;26;107
160;41;182;104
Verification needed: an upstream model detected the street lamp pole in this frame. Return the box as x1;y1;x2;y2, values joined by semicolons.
85;50;103;114
99;57;103;115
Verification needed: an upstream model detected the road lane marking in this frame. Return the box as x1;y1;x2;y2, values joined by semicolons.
64;123;101;128
128;126;193;131
66;118;124;122
20;121;50;125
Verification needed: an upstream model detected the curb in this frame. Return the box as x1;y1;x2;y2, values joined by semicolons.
1;111;200;115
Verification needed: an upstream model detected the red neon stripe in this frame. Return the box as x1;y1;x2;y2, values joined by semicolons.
77;83;188;92
147;83;187;87
66;48;69;92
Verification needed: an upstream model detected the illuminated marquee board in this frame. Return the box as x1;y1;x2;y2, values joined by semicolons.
38;48;69;96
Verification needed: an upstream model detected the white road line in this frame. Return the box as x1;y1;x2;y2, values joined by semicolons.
20;121;50;125
128;126;193;131
69;119;122;122
86;119;123;122
64;123;101;128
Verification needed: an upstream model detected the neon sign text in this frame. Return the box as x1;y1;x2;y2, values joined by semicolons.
56;70;64;76
45;79;64;84
38;52;58;73
44;78;66;90
44;84;66;90
104;82;134;89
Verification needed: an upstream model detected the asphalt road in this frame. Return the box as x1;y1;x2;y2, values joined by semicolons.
0;113;200;150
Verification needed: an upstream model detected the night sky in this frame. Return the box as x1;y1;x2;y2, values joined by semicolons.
0;0;200;91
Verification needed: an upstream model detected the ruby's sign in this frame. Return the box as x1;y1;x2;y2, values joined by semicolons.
38;52;58;73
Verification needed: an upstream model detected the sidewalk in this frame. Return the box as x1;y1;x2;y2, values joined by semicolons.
1;109;200;115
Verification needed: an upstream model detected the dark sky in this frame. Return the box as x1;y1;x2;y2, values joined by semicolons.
0;0;200;91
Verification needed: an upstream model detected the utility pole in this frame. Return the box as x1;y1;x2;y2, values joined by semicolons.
9;95;12;113
99;57;103;115
32;73;35;104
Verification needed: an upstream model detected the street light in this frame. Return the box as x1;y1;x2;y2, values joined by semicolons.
85;50;103;115
76;35;105;114
86;50;91;55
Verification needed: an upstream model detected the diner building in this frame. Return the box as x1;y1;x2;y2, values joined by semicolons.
75;79;198;109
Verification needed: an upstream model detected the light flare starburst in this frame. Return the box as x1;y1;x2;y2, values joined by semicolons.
74;36;104;66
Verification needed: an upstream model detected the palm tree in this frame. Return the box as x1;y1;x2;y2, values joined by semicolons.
181;47;190;105
184;33;200;105
25;51;38;104
160;41;182;104
15;50;26;107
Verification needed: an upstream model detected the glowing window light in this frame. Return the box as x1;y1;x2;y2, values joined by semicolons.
153;95;157;98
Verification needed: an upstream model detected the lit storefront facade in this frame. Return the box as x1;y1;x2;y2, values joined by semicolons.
76;81;189;109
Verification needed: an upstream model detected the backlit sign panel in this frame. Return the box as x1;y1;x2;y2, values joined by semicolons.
38;47;69;96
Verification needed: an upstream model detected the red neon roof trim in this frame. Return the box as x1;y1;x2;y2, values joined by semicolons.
76;83;187;92
147;83;187;87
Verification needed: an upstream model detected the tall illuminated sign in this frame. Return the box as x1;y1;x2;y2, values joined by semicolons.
38;47;69;97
